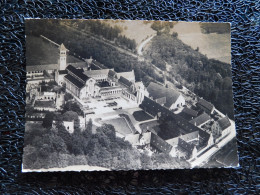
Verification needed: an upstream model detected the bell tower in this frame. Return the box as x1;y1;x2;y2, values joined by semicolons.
59;43;67;70
136;81;147;105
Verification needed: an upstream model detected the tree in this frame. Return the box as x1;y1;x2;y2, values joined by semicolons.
62;101;83;116
151;21;164;33
172;32;178;38
64;92;73;101
42;112;55;128
62;111;78;121
86;118;93;133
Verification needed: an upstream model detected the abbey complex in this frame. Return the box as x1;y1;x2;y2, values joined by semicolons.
25;36;236;168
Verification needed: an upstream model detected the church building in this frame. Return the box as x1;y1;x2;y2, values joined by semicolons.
53;43;148;105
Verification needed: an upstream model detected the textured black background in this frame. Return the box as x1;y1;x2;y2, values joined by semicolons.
0;0;259;194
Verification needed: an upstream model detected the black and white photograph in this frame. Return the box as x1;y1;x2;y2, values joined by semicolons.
23;19;239;172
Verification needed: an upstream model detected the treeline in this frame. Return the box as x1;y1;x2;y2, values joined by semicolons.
71;20;137;51
26;20;163;86
200;23;230;34
151;21;176;35
145;34;235;119
23;119;188;170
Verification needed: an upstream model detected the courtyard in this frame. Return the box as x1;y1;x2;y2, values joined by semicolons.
102;117;133;136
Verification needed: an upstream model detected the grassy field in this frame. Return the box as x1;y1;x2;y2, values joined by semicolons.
104;20;156;46
133;110;153;122
103;117;132;136
26;36;82;66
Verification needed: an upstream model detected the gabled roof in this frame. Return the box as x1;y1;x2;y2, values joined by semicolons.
84;69;109;77
147;82;181;108
189;112;211;126
60;43;67;51
166;137;179;147
197;98;214;111
198;129;210;146
64;74;85;89
118;76;132;88
181;131;199;142
178;138;195;154
182;107;198;117
218;116;231;130
150;132;173;153
175;114;200;134
116;70;135;82
66;65;89;82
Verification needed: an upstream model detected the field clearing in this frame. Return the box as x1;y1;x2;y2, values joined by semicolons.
104;20;156;46
26;36;82;66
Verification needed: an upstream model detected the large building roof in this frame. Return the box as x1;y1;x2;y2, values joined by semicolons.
178;138;195;156
182;107;198;117
147;82;181;108
116;70;135;82
189;112;211;126
217;116;231;130
140;96;211;147
64;74;85;89
118;76;133;88
66;65;89;82
197;98;214;112
143;132;173;153
84;69;110;77
166;137;179;147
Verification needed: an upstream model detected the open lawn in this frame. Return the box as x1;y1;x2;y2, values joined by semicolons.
105;20;156;46
26;36;82;66
133;110;153;122
103;117;132;136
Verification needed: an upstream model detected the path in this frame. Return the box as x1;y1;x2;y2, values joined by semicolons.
189;120;236;168
137;35;155;55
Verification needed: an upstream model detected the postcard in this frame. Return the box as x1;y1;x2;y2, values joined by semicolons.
23;19;238;172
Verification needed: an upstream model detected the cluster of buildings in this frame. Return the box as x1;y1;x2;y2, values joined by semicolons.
125;93;232;160
26;40;233;161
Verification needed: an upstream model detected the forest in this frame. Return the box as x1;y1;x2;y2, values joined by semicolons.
23;110;188;170
144;33;235;119
67;20;137;51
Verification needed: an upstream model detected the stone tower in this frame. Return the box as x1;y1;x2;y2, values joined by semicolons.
59;43;67;70
136;81;148;105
